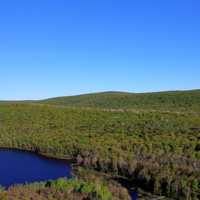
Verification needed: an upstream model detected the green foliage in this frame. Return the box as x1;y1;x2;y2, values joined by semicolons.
39;90;200;112
0;185;4;192
0;178;118;200
48;178;113;200
0;90;200;199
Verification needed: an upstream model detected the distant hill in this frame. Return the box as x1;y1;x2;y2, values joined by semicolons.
1;89;199;112
38;89;200;112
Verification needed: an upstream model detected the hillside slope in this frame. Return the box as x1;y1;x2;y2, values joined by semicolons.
1;90;200;198
0;103;200;199
39;90;200;112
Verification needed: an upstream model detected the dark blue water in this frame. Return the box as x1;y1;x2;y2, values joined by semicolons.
131;191;138;200
0;149;71;187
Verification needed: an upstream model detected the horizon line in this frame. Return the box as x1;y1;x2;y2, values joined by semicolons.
1;88;199;102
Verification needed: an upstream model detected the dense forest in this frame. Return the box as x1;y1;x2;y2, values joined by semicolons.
0;168;131;200
0;90;200;199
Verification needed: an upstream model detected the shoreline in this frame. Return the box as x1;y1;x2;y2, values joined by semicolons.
0;146;75;163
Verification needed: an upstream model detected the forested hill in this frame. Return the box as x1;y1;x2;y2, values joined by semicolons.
39;89;200;112
1;89;200;112
1;90;200;199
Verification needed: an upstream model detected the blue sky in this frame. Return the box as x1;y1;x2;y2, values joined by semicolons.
0;0;200;100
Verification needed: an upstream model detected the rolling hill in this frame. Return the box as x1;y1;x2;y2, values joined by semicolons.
39;89;200;112
0;89;200;199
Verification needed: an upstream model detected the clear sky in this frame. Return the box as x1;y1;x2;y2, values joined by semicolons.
0;0;200;100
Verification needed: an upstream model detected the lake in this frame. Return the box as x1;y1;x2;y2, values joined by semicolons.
0;149;137;200
0;149;71;187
